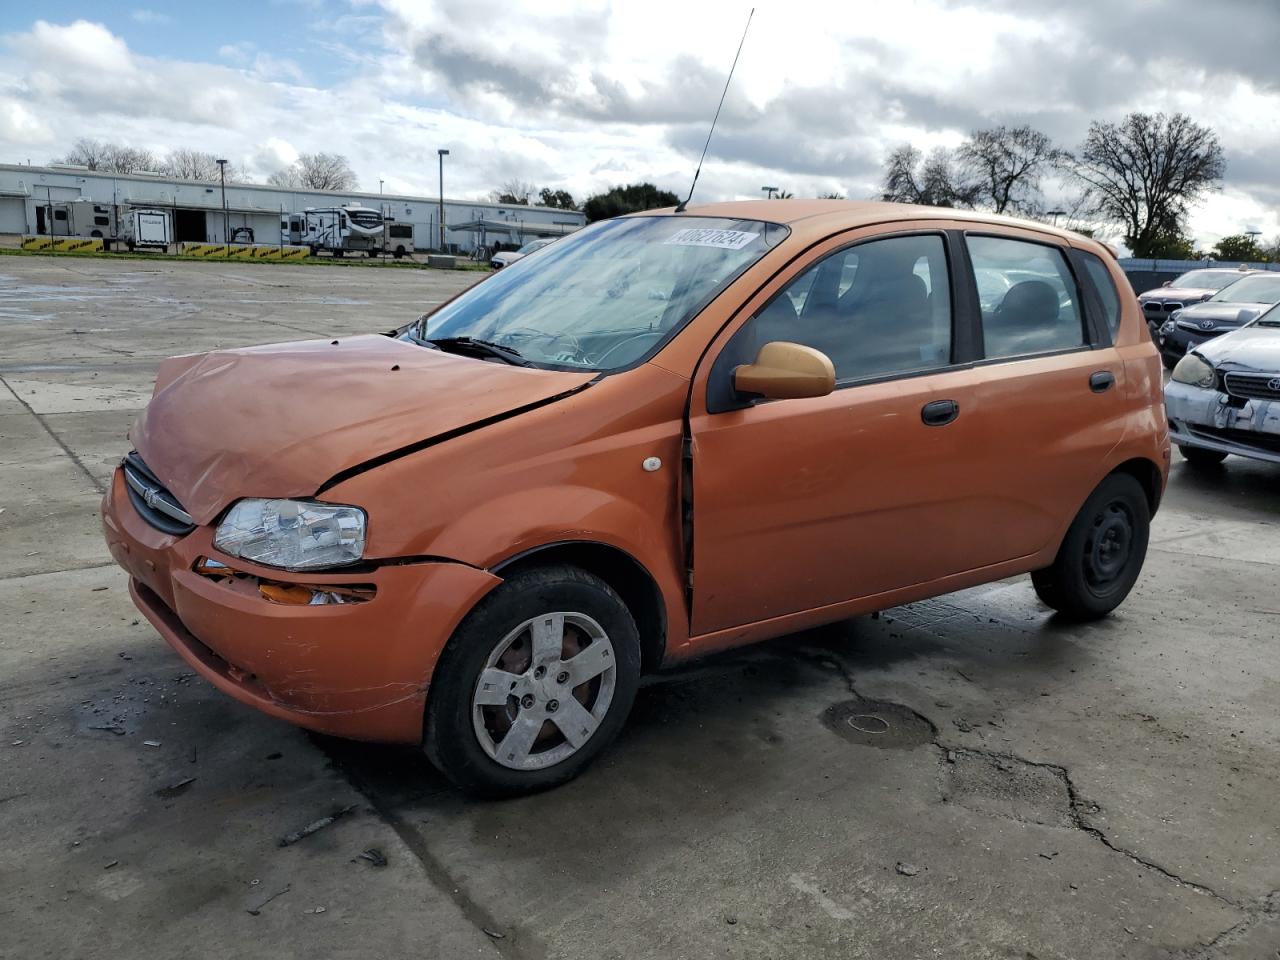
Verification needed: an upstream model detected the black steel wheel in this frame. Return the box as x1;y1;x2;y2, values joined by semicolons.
1032;473;1150;621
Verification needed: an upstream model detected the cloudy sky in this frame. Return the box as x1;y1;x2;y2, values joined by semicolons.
1;0;1277;248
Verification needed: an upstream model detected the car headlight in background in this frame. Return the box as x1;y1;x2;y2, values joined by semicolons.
1170;353;1216;389
214;499;366;569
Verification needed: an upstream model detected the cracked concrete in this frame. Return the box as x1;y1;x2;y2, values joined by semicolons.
2;255;1280;959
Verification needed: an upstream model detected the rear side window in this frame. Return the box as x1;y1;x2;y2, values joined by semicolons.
1080;252;1121;337
966;235;1085;359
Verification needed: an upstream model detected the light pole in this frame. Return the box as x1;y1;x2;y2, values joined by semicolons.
761;185;778;200
1046;208;1067;226
437;149;450;252
216;158;229;244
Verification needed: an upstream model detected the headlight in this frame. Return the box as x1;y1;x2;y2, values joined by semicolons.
214;499;366;569
1170;353;1215;389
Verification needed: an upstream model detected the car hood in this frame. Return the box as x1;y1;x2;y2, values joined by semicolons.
1141;287;1216;302
1193;324;1280;371
130;335;595;524
1174;301;1272;324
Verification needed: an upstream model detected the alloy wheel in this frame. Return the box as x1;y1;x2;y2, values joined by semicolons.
471;612;617;771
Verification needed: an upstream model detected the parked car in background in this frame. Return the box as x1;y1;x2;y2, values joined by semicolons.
491;236;556;269
1165;308;1280;467
1139;268;1248;340
100;200;1168;796
1156;271;1280;370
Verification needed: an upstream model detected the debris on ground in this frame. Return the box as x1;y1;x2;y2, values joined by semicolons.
356;848;387;867
103;860;118;870
725;916;738;925
142;740;161;748
88;725;125;736
278;804;356;847
895;862;920;877
482;928;506;940
305;906;326;915
154;777;196;799
246;884;291;916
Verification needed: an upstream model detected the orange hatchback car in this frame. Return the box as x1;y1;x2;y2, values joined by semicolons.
102;201;1168;794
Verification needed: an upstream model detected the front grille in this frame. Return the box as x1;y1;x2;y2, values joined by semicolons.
1223;372;1280;402
122;451;195;536
1176;319;1221;334
1186;425;1280;454
1143;300;1183;314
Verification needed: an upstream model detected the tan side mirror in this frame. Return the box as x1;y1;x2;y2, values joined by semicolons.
734;341;836;400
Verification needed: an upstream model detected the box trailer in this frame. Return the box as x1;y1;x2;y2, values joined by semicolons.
384;220;415;258
123;209;172;251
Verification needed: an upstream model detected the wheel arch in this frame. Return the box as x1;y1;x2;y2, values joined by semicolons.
491;541;668;674
1109;456;1164;517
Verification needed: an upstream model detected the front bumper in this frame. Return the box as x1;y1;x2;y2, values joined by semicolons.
101;467;501;742
1165;380;1280;464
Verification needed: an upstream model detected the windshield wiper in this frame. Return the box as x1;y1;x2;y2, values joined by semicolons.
424;336;533;367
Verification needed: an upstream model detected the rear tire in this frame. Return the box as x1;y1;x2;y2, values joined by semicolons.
424;565;641;797
1031;473;1150;622
1179;445;1227;467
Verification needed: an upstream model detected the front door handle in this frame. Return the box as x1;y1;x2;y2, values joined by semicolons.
1089;370;1116;393
921;399;959;426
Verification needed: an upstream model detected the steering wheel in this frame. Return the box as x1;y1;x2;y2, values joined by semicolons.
593;330;665;367
500;327;583;362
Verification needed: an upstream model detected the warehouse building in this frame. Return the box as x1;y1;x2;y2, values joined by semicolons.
0;162;585;253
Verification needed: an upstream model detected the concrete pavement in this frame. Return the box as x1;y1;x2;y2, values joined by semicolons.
1;254;1277;959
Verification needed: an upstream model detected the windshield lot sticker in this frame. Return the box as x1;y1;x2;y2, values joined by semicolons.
665;228;760;250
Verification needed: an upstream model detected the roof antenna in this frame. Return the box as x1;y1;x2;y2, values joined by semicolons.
674;7;754;214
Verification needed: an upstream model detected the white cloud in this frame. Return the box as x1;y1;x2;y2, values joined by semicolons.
1;4;1277;244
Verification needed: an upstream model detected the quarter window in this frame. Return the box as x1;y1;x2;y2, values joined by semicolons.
966;235;1085;358
733;234;953;382
1079;251;1121;337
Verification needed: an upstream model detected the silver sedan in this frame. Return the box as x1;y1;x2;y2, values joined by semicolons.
1165;310;1280;467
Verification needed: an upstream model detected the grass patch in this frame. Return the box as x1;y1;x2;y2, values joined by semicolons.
0;246;492;272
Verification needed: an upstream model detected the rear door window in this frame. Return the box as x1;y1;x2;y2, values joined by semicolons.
966;235;1085;359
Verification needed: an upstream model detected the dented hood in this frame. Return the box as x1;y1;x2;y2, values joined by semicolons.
1194;324;1280;371
131;335;594;524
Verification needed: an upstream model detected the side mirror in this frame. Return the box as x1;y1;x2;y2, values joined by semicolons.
1162;280;1172;287
734;341;835;401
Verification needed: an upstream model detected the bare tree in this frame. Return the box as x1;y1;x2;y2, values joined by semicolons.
161;148;237;182
491;179;537;205
1071;112;1224;258
957;125;1068;215
883;145;977;208
268;153;358;191
55;138;156;173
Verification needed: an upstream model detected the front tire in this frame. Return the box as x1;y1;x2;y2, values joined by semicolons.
424;565;641;797
1031;473;1150;622
1179;445;1227;468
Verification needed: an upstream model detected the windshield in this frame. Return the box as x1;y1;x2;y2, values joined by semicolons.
1209;274;1280;304
1254;303;1280;327
1173;269;1242;291
409;216;789;370
516;239;550;254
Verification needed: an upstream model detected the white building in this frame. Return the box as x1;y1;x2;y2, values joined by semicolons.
0;162;585;253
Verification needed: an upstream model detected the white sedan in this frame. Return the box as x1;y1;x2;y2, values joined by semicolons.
490;237;556;269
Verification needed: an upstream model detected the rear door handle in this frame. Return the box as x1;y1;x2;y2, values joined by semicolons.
1089;370;1116;393
921;399;959;426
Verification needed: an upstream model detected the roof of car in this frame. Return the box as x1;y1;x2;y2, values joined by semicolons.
629;199;1100;253
645;199;1084;244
